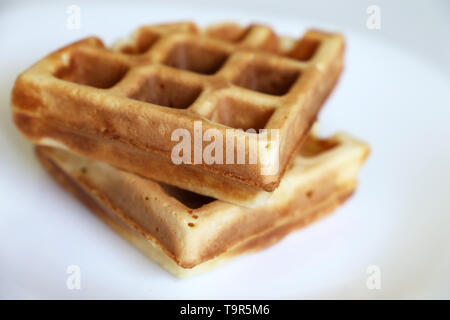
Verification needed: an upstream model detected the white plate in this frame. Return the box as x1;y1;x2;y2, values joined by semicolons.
1;1;449;299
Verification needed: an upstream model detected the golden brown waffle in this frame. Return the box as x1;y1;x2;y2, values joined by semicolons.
13;22;345;207
35;132;368;277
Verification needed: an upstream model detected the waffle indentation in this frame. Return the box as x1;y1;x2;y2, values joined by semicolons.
158;182;215;209
208;96;275;131
299;136;340;157
128;75;202;109
163;42;229;75
55;50;129;89
233;62;300;96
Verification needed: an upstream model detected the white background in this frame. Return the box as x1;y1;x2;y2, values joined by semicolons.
0;0;449;299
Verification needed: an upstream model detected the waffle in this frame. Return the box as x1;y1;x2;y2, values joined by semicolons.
35;132;369;277
13;22;345;207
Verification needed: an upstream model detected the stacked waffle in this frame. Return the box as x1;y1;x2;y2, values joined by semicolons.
12;22;369;277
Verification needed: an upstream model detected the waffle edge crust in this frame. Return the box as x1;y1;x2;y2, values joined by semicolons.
12;22;345;207
35;132;369;278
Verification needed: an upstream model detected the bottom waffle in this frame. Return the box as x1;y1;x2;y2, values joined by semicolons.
35;132;369;278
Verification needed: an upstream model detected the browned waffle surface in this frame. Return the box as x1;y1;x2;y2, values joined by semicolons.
13;22;345;206
35;132;368;277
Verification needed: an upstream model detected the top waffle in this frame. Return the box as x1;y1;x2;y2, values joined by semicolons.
12;22;345;207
